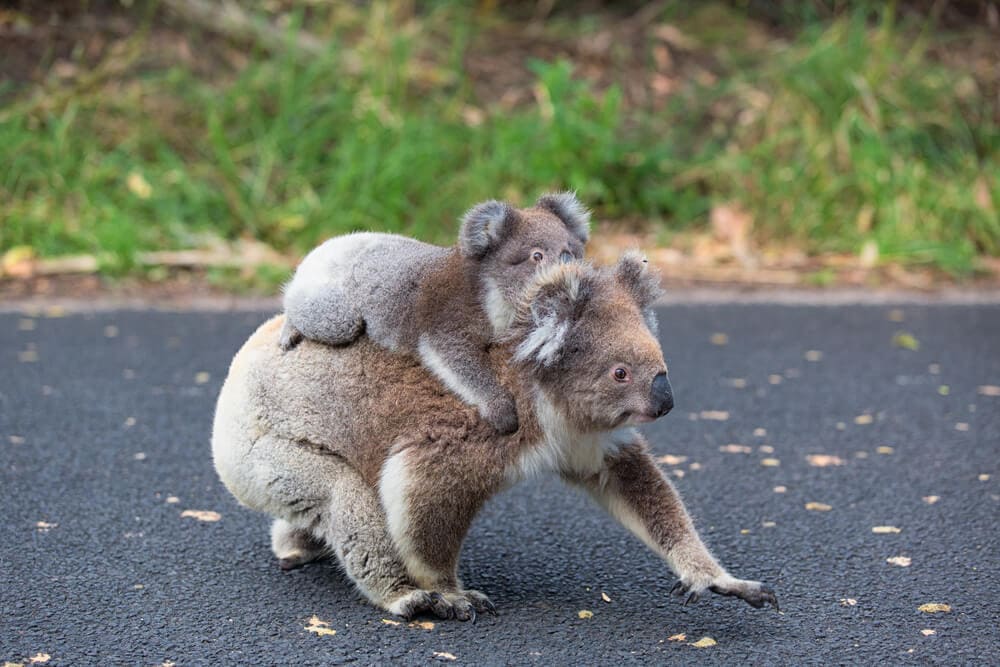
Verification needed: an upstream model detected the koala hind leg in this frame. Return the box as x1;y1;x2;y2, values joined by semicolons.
283;285;365;349
271;519;327;570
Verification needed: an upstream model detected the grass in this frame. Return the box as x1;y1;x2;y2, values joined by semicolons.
1;1;997;277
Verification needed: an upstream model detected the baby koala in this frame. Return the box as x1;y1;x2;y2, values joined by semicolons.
279;192;590;434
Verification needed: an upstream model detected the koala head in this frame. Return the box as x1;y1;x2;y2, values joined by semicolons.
458;193;590;316
507;252;671;433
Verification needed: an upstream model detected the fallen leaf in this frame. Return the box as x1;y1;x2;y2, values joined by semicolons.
922;495;940;504
887;556;912;567
740;528;750;534
805;502;832;512
760;458;781;467
410;621;435;630
667;633;686;641
181;510;221;522
807;454;845;467
601;592;611;603
892;332;920;351
768;374;783;385
840;598;858;606
725;378;747;388
690;636;717;648
979;474;991;482
876;446;894;455
689;462;702;471
937;385;950;396
955;422;969;431
928;363;941;374
854;414;873;425
977;385;1000;397
700;410;729;421
381;619;400;626
28;655;50;665
133;452;147;461
710;333;728;346
305;615;336;636
432;652;457;661
104;325;119;338
872;526;902;534
758;445;775;454
762;521;776;528
918;603;950;613
773;486;787;493
836;422;846;431
19;349;39;363
8;435;25;445
855;451;869;459
920;629;936;636
5;662;24;667
165;496;180;504
35;521;57;531
804;350;823;362
578;609;593;619
126;172;153;199
194;372;211;384
719;444;751;454
753;428;767;437
657;454;688;465
672;469;685;478
124;417;136;428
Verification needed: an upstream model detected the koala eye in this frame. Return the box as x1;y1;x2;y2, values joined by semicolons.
531;251;544;262
612;367;630;383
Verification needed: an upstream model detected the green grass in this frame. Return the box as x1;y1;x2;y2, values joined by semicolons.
1;2;997;276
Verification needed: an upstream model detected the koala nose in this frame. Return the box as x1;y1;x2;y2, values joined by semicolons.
559;250;574;263
650;372;674;417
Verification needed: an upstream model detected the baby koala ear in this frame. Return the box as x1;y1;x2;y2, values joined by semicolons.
458;199;517;259
535;192;590;244
615;250;663;334
514;263;594;367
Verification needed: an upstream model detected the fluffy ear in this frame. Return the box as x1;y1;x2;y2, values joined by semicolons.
535;192;590;244
615;250;663;334
458;200;516;258
512;263;593;367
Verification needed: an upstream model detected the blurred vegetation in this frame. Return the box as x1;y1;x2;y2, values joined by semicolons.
0;0;997;277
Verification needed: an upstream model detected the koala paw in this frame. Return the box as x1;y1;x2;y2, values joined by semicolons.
483;397;519;435
278;321;304;351
387;589;496;623
671;574;779;611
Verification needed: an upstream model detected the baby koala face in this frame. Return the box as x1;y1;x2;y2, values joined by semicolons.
458;193;591;327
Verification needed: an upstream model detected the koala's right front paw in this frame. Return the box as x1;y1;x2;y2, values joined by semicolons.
671;574;779;611
482;396;519;435
278;321;304;351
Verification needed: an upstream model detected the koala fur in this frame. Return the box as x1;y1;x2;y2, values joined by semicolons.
278;192;590;434
212;256;778;620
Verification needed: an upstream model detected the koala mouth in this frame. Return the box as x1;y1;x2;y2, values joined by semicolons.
619;412;657;426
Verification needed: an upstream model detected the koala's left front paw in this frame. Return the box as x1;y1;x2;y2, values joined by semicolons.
671;574;779;611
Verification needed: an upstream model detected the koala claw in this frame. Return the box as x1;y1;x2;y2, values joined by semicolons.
710;581;780;612
278;321;304;351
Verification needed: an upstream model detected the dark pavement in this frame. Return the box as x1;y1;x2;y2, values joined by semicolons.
2;304;998;665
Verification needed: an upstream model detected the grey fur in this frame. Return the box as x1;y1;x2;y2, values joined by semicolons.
535;192;591;244
279;196;589;435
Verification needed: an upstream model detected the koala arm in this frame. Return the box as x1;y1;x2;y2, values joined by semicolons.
571;437;779;610
416;332;519;435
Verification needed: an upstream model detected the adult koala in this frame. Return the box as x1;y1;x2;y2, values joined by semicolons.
212;254;778;620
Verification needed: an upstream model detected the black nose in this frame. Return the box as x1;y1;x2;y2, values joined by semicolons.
651;372;673;417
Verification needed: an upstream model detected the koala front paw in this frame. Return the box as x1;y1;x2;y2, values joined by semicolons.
671;574;779;611
483;397;519;435
278;321;304;351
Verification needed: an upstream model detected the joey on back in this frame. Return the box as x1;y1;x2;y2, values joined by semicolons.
279;192;590;434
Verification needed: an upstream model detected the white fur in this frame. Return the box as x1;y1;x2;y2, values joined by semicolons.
515;316;568;366
379;450;439;588
482;278;516;335
505;392;631;483
417;336;486;410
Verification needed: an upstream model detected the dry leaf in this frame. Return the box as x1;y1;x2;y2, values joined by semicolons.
381;619;400;626
955;423;969;432
432;652;457;662
977;385;1000;397
194;372;211;384
807;454;845;467
773;486;787;493
577;609;594;619
918;603;950;613
710;333;728;346
9;435;25;445
165;496;180;504
887;556;912;567
805;502;832;511
305;615;336;636
19;349;39;363
126;172;153;199
104;325;119;338
937;385;950;396
840;598;858;606
181;510;221;522
922;495;940;505
762;521;776;528
700;410;729;421
892;332;920;351
872;526;902;534
760;458;781;467
689;462;702;471
876;446;894;455
725;378;747;388
740;529;750;535
35;521;57;531
719;444;751;454
920;629;936;636
928;363;941;375
804;350;823;362
672;469;685;478
758;445;775;453
690;636;717;648
601;592;611;603
768;374;783;385
753;428;767;437
124;417;136;428
979;474;991;482
667;633;686;642
410;621;435;630
28;655;50;665
4;662;24;667
854;414;873;425
657;454;688;465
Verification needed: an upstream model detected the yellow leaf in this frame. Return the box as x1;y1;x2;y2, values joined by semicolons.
690;636;717;648
922;495;940;504
876;446;894;455
753;428;767;437
805;502;832;512
854;414;873;425
305;615;336;636
955;423;969;431
710;333;728;345
194;372;211;384
773;486;787;493
840;598;858;606
978;385;1000;397
432;652;457;661
601;592;611;603
577;609;593;619
381;619;400;626
19;349;39;363
127;172;153;199
409;621;435;630
886;556;912;567
28;655;50;665
35;521;57;531
699;410;729;421
180;510;221;522
657;454;688;465
804;350;823;362
760;458;781;467
667;633;686;642
719;444;751;454
5;662;25;667
937;385;950;396
918;603;950;613
759;445;774;454
807;454;845;467
872;526;901;534
892;332;920;351
978;474;991;482
920;629;936;636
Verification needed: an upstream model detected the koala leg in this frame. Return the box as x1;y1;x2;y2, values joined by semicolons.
271;519;327;571
379;442;501;620
283;285;365;349
572;436;779;611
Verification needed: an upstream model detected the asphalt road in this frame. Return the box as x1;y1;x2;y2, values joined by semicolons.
2;304;998;666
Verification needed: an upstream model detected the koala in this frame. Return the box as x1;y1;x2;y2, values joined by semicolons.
278;192;590;435
212;254;779;621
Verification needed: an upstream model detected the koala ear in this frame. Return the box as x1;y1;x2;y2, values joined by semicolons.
513;264;593;367
615;250;663;334
458;200;516;258
535;192;590;244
